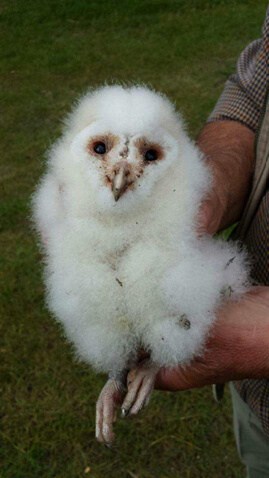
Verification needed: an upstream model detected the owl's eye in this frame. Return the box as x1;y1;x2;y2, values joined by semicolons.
144;149;158;161
93;142;106;154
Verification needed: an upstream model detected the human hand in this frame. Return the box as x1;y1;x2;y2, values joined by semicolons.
155;287;269;392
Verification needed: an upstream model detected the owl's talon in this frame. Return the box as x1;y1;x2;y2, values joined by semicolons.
121;407;129;418
121;363;158;417
96;377;125;445
105;442;113;449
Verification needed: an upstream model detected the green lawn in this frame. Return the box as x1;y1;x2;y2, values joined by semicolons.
1;1;267;477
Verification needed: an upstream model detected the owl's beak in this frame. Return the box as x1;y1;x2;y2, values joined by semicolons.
112;162;130;201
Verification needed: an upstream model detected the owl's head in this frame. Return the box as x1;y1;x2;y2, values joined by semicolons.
51;86;191;216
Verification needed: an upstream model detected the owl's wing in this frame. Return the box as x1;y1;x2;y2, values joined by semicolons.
144;238;249;367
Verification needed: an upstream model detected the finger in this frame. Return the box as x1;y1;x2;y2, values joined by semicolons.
129;377;153;415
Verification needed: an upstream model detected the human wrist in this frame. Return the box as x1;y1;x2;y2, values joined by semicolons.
241;288;269;378
208;287;269;380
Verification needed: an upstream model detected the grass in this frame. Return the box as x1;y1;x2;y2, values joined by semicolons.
1;1;268;476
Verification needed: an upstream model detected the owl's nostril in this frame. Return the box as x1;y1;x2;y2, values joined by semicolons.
113;162;132;181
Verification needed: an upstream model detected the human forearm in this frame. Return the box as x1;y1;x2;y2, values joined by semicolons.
197;121;255;233
155;287;269;391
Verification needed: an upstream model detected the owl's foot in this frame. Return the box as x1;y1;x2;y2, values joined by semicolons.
121;362;159;417
95;377;126;446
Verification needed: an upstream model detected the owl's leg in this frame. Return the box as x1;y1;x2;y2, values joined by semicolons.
121;361;159;417
96;371;127;446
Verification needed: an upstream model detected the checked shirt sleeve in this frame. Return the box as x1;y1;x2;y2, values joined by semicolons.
208;8;269;132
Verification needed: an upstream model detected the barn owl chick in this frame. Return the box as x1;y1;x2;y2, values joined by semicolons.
32;85;249;446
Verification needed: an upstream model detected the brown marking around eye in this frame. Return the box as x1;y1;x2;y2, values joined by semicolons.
134;137;164;164
87;134;119;158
